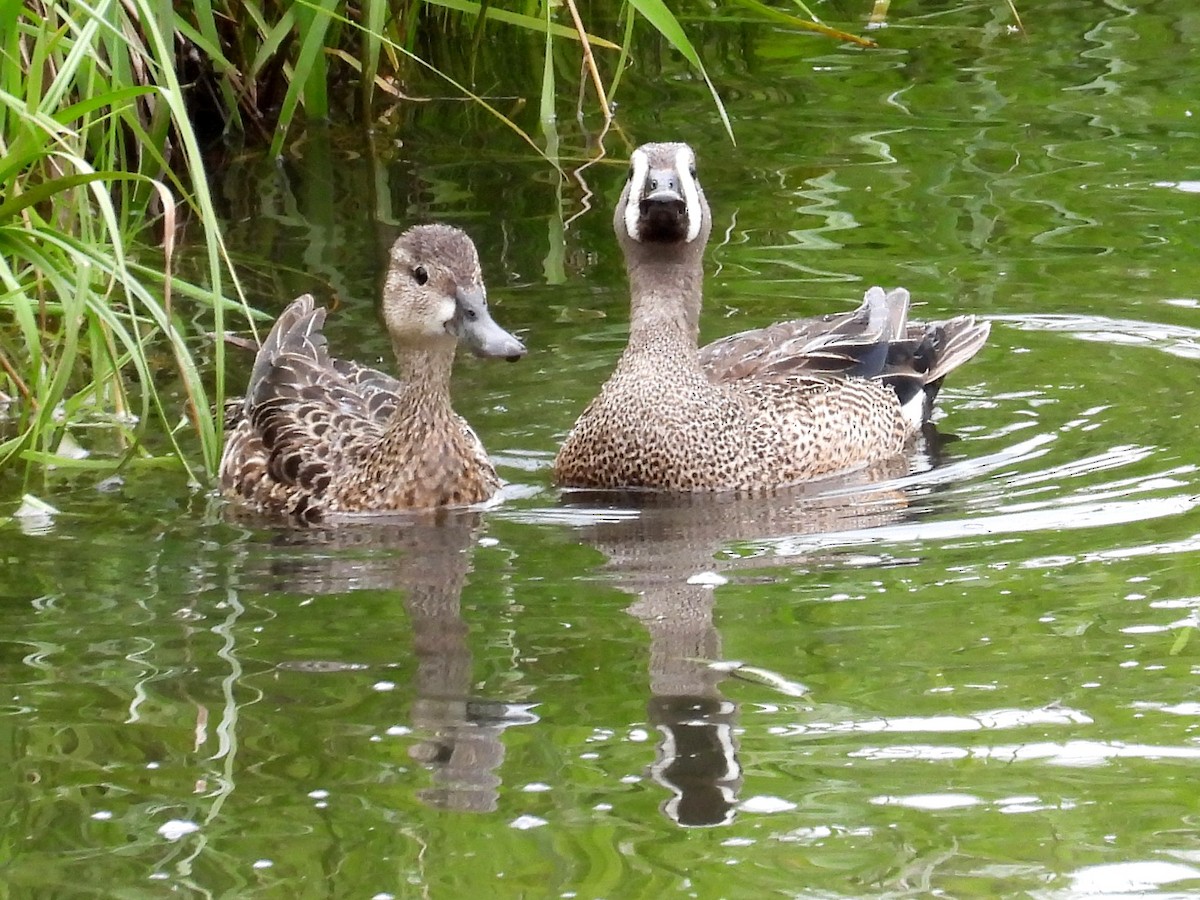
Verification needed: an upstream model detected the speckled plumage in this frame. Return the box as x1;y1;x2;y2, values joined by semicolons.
553;142;990;492
220;224;525;523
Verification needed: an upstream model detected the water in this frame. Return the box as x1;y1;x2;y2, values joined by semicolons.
6;2;1200;895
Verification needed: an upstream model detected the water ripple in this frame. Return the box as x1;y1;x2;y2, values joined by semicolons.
997;313;1200;360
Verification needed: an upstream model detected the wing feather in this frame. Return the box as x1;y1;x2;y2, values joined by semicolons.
698;286;989;413
220;295;406;520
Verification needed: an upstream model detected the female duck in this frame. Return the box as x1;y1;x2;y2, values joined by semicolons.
221;224;525;522
553;142;989;491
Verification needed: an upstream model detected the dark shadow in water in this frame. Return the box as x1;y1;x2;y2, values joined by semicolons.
559;436;955;827
246;510;536;813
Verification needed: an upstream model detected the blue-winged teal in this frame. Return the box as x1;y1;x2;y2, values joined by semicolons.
553;142;990;491
221;224;525;522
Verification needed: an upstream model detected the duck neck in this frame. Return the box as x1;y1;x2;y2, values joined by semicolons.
388;337;458;429
625;251;704;349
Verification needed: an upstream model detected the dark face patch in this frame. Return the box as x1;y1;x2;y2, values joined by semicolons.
637;197;689;243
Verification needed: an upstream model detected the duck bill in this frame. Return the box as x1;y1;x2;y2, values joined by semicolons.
626;161;702;244
451;288;526;362
637;185;689;243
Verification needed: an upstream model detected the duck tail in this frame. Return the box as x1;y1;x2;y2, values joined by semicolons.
878;287;911;340
245;295;329;407
922;316;992;387
863;290;990;429
891;315;990;428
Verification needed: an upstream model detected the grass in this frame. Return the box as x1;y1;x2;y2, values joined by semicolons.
0;0;870;486
0;0;241;482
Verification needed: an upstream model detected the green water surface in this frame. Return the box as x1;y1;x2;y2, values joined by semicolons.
5;2;1200;896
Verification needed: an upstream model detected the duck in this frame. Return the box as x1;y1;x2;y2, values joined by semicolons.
553;141;990;492
220;224;526;522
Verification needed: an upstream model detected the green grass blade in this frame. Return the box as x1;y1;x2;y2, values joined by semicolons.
624;0;735;143
248;7;297;83
730;0;875;46
127;0;252;471
270;0;338;157
19;450;182;469
540;0;556;127
424;0;620;50
0;171;146;223
361;0;387;111
299;3;558;170
607;4;637;103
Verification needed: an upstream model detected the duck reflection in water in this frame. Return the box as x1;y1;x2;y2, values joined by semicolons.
257;511;536;813
559;454;925;827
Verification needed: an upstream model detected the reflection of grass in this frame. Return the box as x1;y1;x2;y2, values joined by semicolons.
0;0;860;481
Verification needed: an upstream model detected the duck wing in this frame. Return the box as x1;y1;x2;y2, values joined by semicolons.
220;295;397;521
700;286;903;382
223;307;401;429
329;358;402;421
700;287;990;427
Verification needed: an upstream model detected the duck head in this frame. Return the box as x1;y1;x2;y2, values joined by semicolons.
382;224;526;362
615;142;712;251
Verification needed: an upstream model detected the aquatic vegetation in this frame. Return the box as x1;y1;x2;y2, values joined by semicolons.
0;0;242;480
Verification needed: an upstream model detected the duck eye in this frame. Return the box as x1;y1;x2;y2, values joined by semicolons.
412;265;428;285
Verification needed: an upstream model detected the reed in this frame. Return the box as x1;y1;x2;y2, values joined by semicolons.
1;0;242;480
